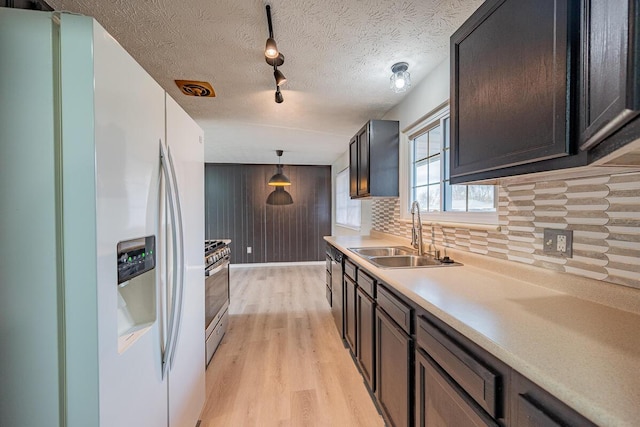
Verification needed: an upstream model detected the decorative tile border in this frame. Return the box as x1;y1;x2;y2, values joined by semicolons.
371;171;640;290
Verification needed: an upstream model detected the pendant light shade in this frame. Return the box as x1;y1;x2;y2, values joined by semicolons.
268;150;290;185
268;164;290;185
266;186;293;205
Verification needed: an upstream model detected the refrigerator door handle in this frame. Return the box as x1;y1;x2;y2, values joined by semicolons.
167;145;186;368
160;141;180;380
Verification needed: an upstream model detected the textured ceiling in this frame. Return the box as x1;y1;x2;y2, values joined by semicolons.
46;0;482;165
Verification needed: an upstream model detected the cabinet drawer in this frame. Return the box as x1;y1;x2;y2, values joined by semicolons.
326;255;331;273
417;316;499;418
344;259;357;281
325;270;331;289
377;285;411;334
358;270;375;298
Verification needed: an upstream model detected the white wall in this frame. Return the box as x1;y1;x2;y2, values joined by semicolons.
331;150;372;236
382;59;450;129
330;58;451;236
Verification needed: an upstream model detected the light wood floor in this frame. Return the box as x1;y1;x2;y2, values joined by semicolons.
199;265;385;427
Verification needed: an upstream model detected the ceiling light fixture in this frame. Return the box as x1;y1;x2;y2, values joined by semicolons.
274;68;287;86
275;86;284;103
268;150;291;186
264;5;279;59
390;62;411;93
264;5;287;103
267;150;293;205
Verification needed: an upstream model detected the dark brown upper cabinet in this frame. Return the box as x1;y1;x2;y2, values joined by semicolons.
579;0;640;151
450;0;587;184
349;120;399;198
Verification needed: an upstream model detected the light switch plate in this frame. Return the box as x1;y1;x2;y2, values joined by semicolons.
543;228;573;257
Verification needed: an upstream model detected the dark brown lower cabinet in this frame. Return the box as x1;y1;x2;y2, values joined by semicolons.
344;275;357;354
356;287;375;391
325;268;331;307
375;307;413;427
415;349;499;427
512;373;596;427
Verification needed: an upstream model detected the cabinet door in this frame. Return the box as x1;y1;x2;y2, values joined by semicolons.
357;124;370;196
415;349;498;427
375;307;412;427
356;287;375;391
349;137;358;198
579;0;640;150
344;275;357;354
451;0;574;182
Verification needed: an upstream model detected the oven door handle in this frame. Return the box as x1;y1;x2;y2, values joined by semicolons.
206;259;230;277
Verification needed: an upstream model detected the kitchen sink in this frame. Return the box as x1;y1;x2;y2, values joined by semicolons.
368;255;447;268
349;246;416;257
348;247;462;269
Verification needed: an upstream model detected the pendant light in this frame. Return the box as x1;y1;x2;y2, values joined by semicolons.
268;150;291;186
266;150;293;205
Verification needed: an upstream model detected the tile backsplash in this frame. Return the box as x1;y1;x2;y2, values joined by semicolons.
372;171;640;290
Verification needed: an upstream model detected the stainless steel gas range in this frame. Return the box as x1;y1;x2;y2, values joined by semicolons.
204;239;231;367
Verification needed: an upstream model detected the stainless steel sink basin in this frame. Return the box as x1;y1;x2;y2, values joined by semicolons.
368;255;447;268
347;247;462;268
349;246;415;257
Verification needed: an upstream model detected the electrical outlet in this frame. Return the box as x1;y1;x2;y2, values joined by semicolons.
247;246;252;254
543;228;573;257
557;235;567;252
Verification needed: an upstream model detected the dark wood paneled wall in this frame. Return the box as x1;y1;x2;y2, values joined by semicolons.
205;163;331;264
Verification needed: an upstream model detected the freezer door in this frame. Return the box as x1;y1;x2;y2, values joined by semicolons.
0;9;64;427
90;17;167;427
164;94;206;427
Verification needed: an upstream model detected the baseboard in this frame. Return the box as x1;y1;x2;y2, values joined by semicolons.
230;261;324;268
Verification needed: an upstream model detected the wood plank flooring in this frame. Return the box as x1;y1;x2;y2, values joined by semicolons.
199;265;385;427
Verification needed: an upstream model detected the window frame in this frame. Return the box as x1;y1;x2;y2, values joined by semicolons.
401;104;499;225
335;167;361;230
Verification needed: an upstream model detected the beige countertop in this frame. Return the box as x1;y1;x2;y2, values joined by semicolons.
325;233;640;427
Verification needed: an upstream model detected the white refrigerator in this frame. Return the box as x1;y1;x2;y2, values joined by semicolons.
0;8;205;427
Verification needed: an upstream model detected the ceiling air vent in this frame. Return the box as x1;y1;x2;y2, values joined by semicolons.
174;80;216;97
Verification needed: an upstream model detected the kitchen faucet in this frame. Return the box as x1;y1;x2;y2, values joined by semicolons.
430;224;440;260
410;201;424;255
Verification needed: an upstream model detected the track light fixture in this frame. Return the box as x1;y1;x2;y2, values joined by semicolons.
265;5;279;59
274;68;287;86
265;5;287;103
